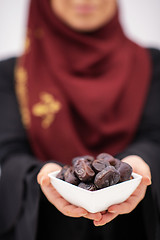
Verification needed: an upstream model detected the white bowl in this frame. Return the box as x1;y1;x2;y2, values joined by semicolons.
48;171;142;213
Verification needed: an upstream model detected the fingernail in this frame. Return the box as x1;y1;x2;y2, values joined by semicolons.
108;210;116;214
40;176;45;186
82;213;88;216
94;222;99;226
146;176;152;185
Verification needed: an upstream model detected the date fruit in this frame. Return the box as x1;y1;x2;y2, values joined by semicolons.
74;158;95;182
118;162;133;182
78;182;97;191
64;167;79;185
56;153;133;191
94;166;120;189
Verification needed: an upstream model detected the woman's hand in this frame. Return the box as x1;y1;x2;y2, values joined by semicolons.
37;156;151;226
94;155;152;226
37;163;103;222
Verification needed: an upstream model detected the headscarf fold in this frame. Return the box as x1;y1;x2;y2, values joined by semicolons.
15;0;151;164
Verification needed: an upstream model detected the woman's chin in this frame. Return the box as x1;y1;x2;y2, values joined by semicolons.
65;20;105;32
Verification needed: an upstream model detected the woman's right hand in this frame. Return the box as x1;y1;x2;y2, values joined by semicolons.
37;163;102;221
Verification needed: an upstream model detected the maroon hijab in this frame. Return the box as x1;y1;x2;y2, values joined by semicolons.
15;0;151;164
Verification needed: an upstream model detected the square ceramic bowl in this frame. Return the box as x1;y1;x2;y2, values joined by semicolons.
48;171;142;213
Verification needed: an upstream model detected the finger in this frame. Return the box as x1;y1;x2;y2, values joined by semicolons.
41;183;88;217
39;163;61;177
101;211;107;214
37;171;49;185
122;156;151;180
83;212;102;221
62;204;88;217
54;198;88;217
37;174;49;186
37;171;43;184
108;184;147;214
37;163;62;184
94;212;118;226
142;175;151;186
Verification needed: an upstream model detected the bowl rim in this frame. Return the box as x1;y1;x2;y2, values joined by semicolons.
48;171;142;195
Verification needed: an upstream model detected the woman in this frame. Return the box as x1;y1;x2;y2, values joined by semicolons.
0;0;160;239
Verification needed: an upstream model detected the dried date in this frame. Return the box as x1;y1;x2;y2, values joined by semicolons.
74;159;95;182
118;162;133;182
78;182;97;191
63;167;79;185
94;166;120;189
56;153;133;191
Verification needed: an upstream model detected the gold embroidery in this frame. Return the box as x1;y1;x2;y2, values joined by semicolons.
32;92;61;128
24;36;30;53
15;66;31;128
24;29;31;54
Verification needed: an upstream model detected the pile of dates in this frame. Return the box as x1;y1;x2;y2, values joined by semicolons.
57;153;133;191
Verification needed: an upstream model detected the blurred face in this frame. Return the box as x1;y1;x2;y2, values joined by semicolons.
51;0;117;32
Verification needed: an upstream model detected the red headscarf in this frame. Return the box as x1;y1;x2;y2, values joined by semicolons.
15;0;151;164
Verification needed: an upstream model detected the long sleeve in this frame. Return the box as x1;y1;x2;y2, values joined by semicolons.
116;48;160;214
0;58;43;239
0;48;160;240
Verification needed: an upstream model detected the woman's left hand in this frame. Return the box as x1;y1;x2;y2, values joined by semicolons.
93;155;152;226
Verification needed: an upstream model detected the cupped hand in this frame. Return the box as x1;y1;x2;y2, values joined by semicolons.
94;155;151;226
37;163;102;222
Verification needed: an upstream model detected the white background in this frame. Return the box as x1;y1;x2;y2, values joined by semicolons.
0;0;160;60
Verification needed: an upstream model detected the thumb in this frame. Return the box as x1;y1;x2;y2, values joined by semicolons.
40;175;51;187
122;155;151;186
37;163;62;186
142;175;152;186
37;173;50;186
